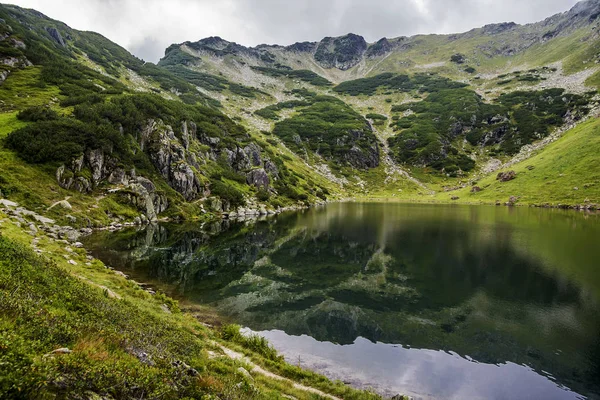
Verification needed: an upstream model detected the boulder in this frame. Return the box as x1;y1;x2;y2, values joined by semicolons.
243;143;263;167
125;177;169;221
496;171;517;182
57;200;72;210
246;168;270;189
471;186;482;193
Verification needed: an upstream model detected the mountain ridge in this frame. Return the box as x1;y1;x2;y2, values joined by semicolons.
162;0;600;75
0;0;599;230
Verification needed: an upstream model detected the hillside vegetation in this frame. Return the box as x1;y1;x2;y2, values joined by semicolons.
2;1;600;399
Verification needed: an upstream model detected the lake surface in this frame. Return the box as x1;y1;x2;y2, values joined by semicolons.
85;203;600;399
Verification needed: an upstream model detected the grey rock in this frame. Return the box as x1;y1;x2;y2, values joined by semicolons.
263;160;279;178
87;149;105;186
246;168;270;189
124;177;169;221
314;34;367;70
46;27;66;47
43;348;72;358
0;199;18;208
0;69;9;84
496;171;517;182
243;143;263;167
57;200;72;210
366;37;393;58
237;366;254;381
144;120;205;201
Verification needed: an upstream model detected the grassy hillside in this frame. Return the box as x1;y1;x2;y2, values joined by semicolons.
434;116;600;206
0;4;349;226
0;205;385;399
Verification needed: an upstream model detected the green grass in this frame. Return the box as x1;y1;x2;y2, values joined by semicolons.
0;67;61;112
441;117;600;206
0;207;384;399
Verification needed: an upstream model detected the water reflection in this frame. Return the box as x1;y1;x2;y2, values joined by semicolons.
85;203;600;399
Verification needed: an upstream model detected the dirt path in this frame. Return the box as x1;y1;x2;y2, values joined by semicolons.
212;342;343;400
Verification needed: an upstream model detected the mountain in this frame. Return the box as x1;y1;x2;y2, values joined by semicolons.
0;3;338;229
1;1;600;398
157;0;600;206
0;0;599;231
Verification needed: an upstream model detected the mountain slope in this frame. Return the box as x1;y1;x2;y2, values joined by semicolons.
157;0;600;207
0;4;344;228
0;0;599;233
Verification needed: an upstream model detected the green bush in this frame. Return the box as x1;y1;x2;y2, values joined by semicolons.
251;66;331;87
257;188;270;201
272;96;379;168
334;72;466;96
16;106;59;122
210;180;245;208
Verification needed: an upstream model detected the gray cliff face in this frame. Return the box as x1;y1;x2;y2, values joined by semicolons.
55;150;168;221
314;34;368;70
141;119;206;202
45;27;66;47
246;168;270;189
365;38;394;59
56;115;282;218
345;143;380;170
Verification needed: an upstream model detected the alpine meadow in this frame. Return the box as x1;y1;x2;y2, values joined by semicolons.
1;1;600;399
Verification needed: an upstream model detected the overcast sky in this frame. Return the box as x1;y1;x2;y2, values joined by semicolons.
7;0;580;63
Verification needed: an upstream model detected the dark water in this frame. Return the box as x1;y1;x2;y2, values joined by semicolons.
85;203;600;399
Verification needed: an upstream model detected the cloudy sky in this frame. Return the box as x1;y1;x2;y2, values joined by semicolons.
8;0;580;63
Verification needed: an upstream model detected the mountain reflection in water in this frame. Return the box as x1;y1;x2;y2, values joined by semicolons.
85;203;600;399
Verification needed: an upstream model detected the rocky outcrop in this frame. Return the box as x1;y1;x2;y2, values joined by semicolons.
246;168;269;189
497;171;517;182
335;128;380;169
124;177;168;221
314;34;367;70
366;37;393;58
46;27;66;47
345;144;380;169
141;119;206;201
56;150;120;193
0;56;32;67
285;41;317;53
481;22;518;35
0;69;9;84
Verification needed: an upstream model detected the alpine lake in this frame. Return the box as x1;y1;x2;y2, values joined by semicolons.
84;202;600;400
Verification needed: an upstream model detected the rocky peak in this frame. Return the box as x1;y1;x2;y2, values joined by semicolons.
314;33;367;70
365;37;393;58
193;36;231;50
285;41;318;53
481;22;517;35
568;0;600;18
